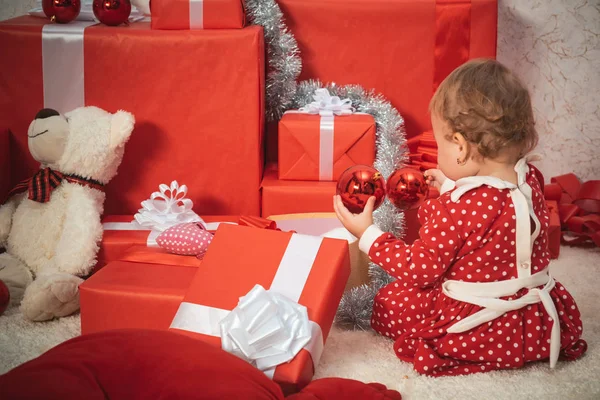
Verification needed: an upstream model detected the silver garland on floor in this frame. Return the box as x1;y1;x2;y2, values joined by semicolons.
292;81;408;331
245;0;302;121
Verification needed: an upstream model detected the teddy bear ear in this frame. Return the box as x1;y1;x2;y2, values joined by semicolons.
110;110;135;149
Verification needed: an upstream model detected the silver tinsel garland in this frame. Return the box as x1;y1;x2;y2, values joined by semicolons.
245;2;409;331
245;0;302;121
292;81;408;331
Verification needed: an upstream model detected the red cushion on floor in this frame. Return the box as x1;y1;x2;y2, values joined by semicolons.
0;329;402;400
0;329;284;400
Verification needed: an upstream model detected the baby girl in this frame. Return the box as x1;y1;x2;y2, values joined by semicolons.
333;59;586;376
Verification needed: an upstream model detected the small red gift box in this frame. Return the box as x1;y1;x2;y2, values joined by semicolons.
151;0;245;30
545;200;561;259
278;112;376;181
98;215;239;268
170;223;350;392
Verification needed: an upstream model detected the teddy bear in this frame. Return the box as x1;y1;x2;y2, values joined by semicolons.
0;106;134;321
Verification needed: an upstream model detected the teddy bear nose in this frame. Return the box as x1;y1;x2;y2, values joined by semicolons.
35;108;60;120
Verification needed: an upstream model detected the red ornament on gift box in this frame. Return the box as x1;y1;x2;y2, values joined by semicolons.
93;0;131;26
42;0;81;23
336;165;386;214
386;168;429;211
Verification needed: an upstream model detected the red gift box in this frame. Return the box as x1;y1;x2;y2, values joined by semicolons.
151;0;245;30
278;112;375;181
0;129;9;201
545;200;561;259
98;215;240;268
0;17;264;216
80;255;199;335
170;223;350;392
265;0;497;162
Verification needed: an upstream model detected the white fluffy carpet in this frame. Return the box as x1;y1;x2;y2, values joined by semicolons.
1;246;599;399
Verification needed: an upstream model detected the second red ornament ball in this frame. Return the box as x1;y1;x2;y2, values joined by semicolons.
386;168;429;211
93;0;131;26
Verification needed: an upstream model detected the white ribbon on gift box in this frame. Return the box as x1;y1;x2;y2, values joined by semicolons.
170;233;325;378
133;181;205;232
286;88;360;181
190;0;205;29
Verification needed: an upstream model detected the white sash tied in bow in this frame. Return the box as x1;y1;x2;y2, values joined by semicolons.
443;269;561;368
134;181;204;232
292;88;356;181
170;233;325;377
442;155;561;368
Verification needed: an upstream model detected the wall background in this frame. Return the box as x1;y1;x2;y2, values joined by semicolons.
1;0;598;181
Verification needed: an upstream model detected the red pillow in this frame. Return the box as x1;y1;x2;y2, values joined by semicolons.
0;329;402;400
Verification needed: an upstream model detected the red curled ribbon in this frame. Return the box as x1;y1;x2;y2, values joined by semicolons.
544;174;600;247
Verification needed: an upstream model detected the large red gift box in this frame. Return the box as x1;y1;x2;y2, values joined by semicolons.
278;113;376;181
0;129;9;201
0;17;264;216
264;0;497;160
151;0;245;30
170;223;350;391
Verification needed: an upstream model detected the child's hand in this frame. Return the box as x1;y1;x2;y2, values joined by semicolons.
333;195;375;239
424;168;447;190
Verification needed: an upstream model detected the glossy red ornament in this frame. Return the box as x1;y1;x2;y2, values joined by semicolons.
93;0;132;26
0;279;9;316
336;165;386;214
386;168;429;211
42;0;81;23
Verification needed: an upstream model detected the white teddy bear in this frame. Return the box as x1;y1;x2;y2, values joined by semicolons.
0;106;134;321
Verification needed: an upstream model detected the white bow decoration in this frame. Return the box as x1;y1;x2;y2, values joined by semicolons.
298;88;354;116
134;181;204;232
219;285;312;372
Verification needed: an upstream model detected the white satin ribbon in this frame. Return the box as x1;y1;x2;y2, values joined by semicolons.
170;233;325;376
318;113;335;180
42;21;95;113
443;269;561;368
189;0;204;29
134;181;204;232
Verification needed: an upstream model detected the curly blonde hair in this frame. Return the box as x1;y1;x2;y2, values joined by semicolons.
429;59;537;161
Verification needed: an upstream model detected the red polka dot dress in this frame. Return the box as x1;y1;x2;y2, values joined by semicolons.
358;158;587;376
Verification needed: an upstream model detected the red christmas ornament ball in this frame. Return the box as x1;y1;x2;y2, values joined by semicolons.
0;280;10;316
93;0;131;26
336;165;386;214
386;168;429;211
42;0;81;23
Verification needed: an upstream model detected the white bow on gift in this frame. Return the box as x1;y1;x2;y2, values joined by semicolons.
133;181;204;232
219;285;312;372
298;88;355;117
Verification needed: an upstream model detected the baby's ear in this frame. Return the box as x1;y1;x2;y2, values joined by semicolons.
110;110;135;149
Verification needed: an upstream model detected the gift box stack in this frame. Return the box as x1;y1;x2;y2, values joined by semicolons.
261;0;498;218
0;0;498;392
